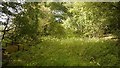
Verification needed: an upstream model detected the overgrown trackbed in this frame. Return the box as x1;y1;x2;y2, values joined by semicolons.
8;37;119;66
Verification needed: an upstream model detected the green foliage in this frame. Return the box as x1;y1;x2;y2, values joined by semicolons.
46;22;66;38
7;37;119;66
62;2;120;38
1;2;120;66
49;2;68;13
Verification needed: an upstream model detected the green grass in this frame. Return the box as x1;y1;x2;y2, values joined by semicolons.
7;37;119;66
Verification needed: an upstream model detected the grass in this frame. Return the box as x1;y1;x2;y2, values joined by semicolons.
7;36;119;66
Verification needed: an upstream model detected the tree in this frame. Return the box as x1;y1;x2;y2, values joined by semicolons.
0;2;22;46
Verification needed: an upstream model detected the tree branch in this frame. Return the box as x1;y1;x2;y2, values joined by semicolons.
2;16;10;40
0;27;15;32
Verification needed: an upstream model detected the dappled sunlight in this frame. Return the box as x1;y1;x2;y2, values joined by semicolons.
6;36;119;66
1;2;120;66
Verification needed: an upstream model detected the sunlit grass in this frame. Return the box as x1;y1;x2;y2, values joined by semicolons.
8;37;119;66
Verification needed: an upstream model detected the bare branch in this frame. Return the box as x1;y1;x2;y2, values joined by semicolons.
2;16;10;40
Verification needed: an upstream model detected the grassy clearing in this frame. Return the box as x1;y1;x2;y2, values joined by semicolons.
7;37;119;66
